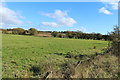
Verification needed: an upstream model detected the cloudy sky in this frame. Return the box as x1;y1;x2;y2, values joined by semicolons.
0;1;118;34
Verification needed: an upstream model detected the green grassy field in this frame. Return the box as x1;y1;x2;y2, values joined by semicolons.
2;34;109;78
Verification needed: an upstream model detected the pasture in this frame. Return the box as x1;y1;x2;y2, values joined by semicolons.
2;34;109;78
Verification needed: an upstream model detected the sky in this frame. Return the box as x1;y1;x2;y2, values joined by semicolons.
0;1;118;34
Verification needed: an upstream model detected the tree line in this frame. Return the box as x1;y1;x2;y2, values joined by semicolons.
0;28;111;41
51;31;111;41
1;28;38;35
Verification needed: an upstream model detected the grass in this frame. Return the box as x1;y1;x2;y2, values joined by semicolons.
2;34;109;78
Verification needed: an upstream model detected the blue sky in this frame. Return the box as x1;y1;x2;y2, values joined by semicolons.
1;2;118;34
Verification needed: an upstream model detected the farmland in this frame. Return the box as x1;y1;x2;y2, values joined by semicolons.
2;34;113;78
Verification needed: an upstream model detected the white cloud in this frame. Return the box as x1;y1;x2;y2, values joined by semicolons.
57;17;76;27
99;7;113;15
43;10;67;18
69;27;87;32
99;0;119;10
41;22;60;27
41;10;77;27
109;2;118;10
99;0;118;15
0;3;24;28
79;27;87;32
19;16;26;19
26;21;33;24
0;24;21;29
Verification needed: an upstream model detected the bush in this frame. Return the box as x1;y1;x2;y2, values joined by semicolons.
12;28;25;35
109;26;120;56
51;31;59;37
29;28;38;35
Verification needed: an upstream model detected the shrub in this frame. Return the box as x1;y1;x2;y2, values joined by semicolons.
29;28;38;35
12;28;25;35
109;26;120;56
